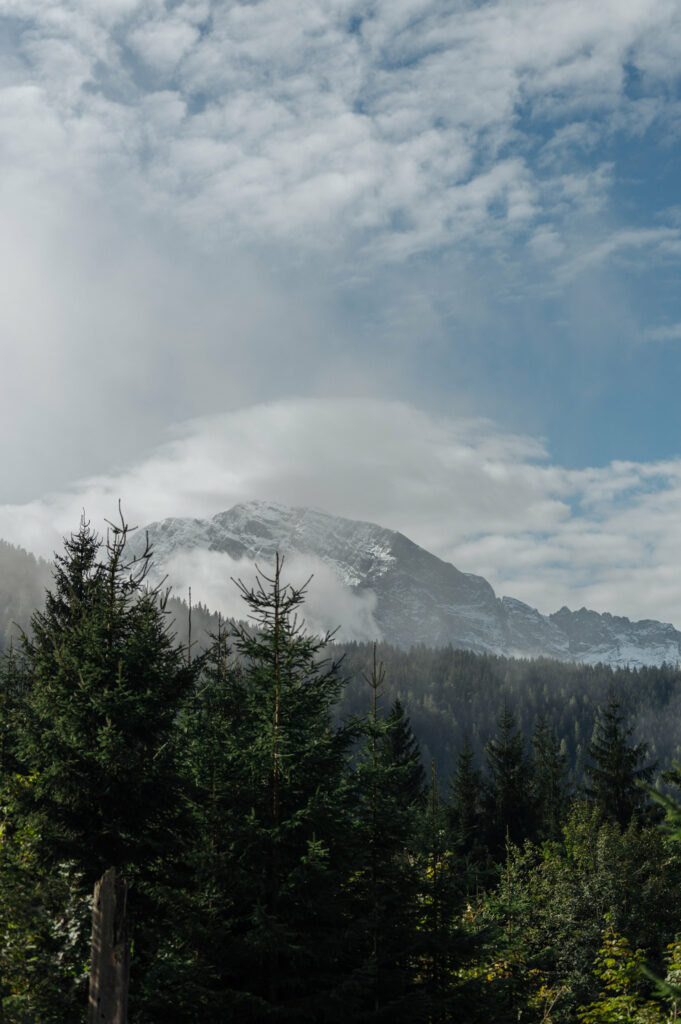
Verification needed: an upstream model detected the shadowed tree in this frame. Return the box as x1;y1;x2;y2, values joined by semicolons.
11;510;198;1021
205;555;361;1022
583;693;658;829
378;697;426;809
531;716;568;842
448;735;485;864
483;703;534;857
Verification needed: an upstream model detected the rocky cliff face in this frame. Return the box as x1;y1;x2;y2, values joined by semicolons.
136;500;681;668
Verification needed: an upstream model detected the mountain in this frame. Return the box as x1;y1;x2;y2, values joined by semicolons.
134;500;681;668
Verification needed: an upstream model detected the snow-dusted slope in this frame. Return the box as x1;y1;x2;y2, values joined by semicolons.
137;500;681;668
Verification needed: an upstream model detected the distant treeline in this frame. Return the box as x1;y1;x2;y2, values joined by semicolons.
123;600;681;789
165;602;681;791
332;642;681;787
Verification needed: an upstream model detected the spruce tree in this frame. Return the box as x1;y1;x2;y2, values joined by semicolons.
378;697;426;809
531;717;568;842
483;703;534;857
448;735;485;865
0;642;26;780
12;511;198;1019
208;556;360;1021
147;615;242;1021
583;693;657;828
351;652;425;1021
16;512;196;878
418;761;479;1022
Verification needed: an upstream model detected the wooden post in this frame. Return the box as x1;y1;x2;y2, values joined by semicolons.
88;867;130;1024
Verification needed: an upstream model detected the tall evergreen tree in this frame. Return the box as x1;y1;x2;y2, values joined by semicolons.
0;642;26;781
483;703;534;857
378;697;426;809
207;556;360;1022
149;615;244;1021
418;761;480;1022
11;511;198;1020
448;735;486;867
531;717;568;842
583;693;657;828
16;513;197;879
351;652;425;1021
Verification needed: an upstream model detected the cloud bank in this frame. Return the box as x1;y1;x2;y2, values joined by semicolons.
2;397;681;629
2;0;681;502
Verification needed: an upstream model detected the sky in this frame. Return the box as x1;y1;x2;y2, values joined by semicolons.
1;0;681;628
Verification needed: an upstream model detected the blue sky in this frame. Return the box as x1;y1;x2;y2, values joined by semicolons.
2;0;681;626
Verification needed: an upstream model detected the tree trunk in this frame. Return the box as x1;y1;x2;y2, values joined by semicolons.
87;867;129;1024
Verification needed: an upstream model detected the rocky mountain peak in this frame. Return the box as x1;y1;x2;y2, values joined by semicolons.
137;500;681;668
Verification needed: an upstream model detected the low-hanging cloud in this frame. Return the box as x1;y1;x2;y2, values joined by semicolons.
164;548;381;644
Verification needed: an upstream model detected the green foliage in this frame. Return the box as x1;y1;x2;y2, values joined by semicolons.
15;513;197;882
0;775;90;1023
378;696;427;809
334;643;681;787
4;511;198;1021
531;717;568;842
467;840;560;1023
447;735;486;872
348;653;427;1020
578;918;666;1023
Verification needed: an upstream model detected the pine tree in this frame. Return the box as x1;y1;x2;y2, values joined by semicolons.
418;761;479;1022
531;717;568;842
11;511;198;1019
16;512;196;877
448;734;484;857
483;703;534;857
378;697;426;809
208;555;360;1021
0;642;26;780
148;615;243;1020
583;693;657;829
351;650;425;1021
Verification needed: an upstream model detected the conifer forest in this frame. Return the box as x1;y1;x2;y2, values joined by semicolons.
4;516;681;1024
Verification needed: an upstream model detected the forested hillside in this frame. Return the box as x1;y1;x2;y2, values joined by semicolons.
3;517;681;1022
0;540;52;648
148;601;681;788
333;643;681;786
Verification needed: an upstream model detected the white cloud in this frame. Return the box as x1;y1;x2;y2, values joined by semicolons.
129;16;200;72
2;0;680;261
645;322;681;342
557;227;681;282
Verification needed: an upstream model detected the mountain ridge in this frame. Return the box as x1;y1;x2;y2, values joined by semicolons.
135;500;681;668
